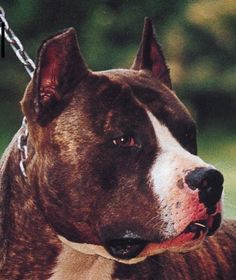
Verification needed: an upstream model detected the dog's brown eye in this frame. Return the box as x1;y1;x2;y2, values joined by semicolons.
112;136;138;148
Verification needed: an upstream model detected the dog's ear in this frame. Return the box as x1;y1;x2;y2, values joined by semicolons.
32;28;88;125
131;18;172;89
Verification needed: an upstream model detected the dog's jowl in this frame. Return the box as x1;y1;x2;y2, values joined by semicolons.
0;18;236;280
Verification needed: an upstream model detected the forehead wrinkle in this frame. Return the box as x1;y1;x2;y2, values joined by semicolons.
102;83;146;132
93;72;194;145
130;83;195;134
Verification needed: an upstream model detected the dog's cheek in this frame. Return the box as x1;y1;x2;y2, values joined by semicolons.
29;154;100;243
89;163;165;241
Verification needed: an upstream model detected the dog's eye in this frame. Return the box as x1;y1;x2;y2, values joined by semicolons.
112;136;140;148
185;132;194;140
183;128;197;155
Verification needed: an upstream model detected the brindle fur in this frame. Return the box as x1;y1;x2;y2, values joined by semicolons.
0;19;236;279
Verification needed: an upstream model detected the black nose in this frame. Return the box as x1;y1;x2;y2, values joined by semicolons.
104;236;147;259
185;167;224;210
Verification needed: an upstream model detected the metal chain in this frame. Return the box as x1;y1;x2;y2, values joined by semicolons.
0;6;35;178
0;7;35;78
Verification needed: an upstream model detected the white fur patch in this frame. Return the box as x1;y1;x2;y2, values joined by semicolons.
146;111;210;236
147;110;208;200
50;243;115;280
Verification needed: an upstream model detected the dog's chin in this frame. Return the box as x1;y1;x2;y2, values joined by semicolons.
58;235;146;264
58;231;205;265
57;211;222;264
57;212;221;264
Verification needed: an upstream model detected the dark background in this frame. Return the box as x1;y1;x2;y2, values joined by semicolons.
0;0;235;217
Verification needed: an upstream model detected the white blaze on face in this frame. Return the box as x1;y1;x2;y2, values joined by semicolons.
147;111;210;236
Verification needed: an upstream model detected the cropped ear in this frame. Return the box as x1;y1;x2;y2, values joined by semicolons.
33;28;88;125
131;18;172;89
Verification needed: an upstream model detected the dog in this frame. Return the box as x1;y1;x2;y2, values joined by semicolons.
0;18;235;280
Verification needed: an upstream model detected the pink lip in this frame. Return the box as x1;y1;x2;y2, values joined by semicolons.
139;210;221;257
140;231;205;257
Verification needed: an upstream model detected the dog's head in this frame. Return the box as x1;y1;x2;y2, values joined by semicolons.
21;18;223;264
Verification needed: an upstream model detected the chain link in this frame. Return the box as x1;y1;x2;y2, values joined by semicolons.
0;7;35;178
17;117;29;178
0;7;35;78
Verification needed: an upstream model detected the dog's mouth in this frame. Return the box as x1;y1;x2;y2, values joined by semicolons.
105;213;221;260
183;212;221;238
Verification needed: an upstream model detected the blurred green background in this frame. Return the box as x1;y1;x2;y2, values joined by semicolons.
0;0;235;218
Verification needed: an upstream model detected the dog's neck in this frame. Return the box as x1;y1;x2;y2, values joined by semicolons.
0;131;61;278
49;243;115;280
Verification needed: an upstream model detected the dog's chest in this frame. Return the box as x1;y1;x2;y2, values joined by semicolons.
49;244;115;280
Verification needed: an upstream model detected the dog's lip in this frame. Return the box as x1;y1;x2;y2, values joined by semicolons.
139;225;206;257
138;213;221;258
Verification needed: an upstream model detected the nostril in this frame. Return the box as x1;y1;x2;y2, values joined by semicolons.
202;180;208;187
201;169;224;189
105;238;147;259
185;167;224;191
